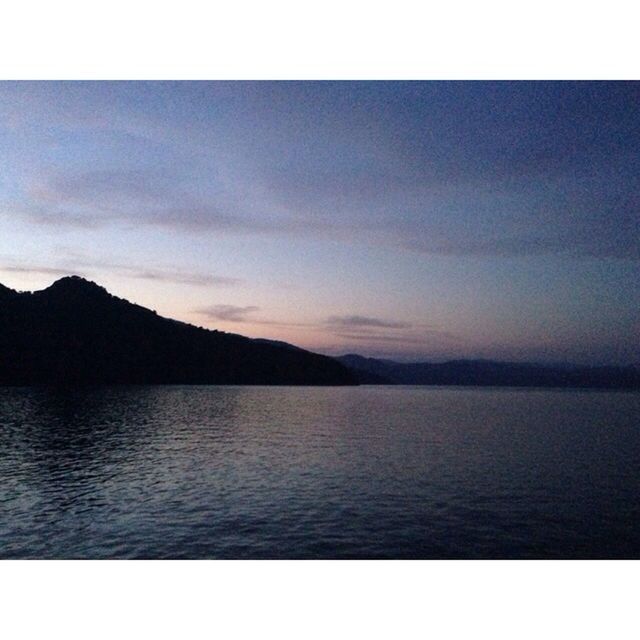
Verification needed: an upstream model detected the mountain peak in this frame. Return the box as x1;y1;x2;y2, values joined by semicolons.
0;282;17;297
45;275;109;296
0;275;356;385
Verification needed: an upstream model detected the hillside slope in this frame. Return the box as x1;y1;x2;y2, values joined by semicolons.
0;276;355;386
338;354;640;390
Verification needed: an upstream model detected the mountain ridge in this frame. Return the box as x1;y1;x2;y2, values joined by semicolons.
337;354;640;390
2;276;638;389
0;276;356;386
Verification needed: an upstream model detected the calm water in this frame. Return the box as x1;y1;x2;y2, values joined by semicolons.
0;386;638;559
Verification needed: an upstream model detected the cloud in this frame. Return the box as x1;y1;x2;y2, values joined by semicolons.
129;270;240;287
334;332;425;344
17;208;105;229
327;314;461;353
195;304;314;328
327;315;411;329
198;304;260;322
399;234;569;258
194;306;427;337
0;257;241;289
334;327;460;344
6;82;640;261
15;163;640;261
14;168;336;238
0;265;85;277
28;169;177;205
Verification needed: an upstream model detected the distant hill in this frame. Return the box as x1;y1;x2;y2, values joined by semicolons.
337;354;640;390
3;276;637;390
0;276;355;386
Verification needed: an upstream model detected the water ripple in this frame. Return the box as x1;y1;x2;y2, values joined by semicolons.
0;386;638;558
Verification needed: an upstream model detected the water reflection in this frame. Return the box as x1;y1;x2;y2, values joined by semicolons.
1;386;639;558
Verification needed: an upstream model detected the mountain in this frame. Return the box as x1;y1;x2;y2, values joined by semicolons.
0;276;355;386
251;338;307;352
337;354;640;390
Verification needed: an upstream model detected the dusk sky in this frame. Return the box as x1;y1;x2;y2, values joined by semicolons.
1;81;638;364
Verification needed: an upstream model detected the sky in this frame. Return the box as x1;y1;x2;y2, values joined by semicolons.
0;81;638;365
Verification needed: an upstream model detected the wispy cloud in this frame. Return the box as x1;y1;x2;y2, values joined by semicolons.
334;328;460;343
16;208;106;229
326;312;462;354
129;270;240;287
5;82;640;261
14;168;337;239
334;332;425;344
327;315;411;329
0;257;241;289
0;265;85;277
198;304;260;322
15;165;640;261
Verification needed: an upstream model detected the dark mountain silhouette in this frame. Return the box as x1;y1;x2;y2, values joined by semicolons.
3;276;637;390
337;354;640;390
251;338;307;352
0;276;355;386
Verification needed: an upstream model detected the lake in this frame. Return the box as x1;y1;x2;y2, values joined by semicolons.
0;385;638;559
